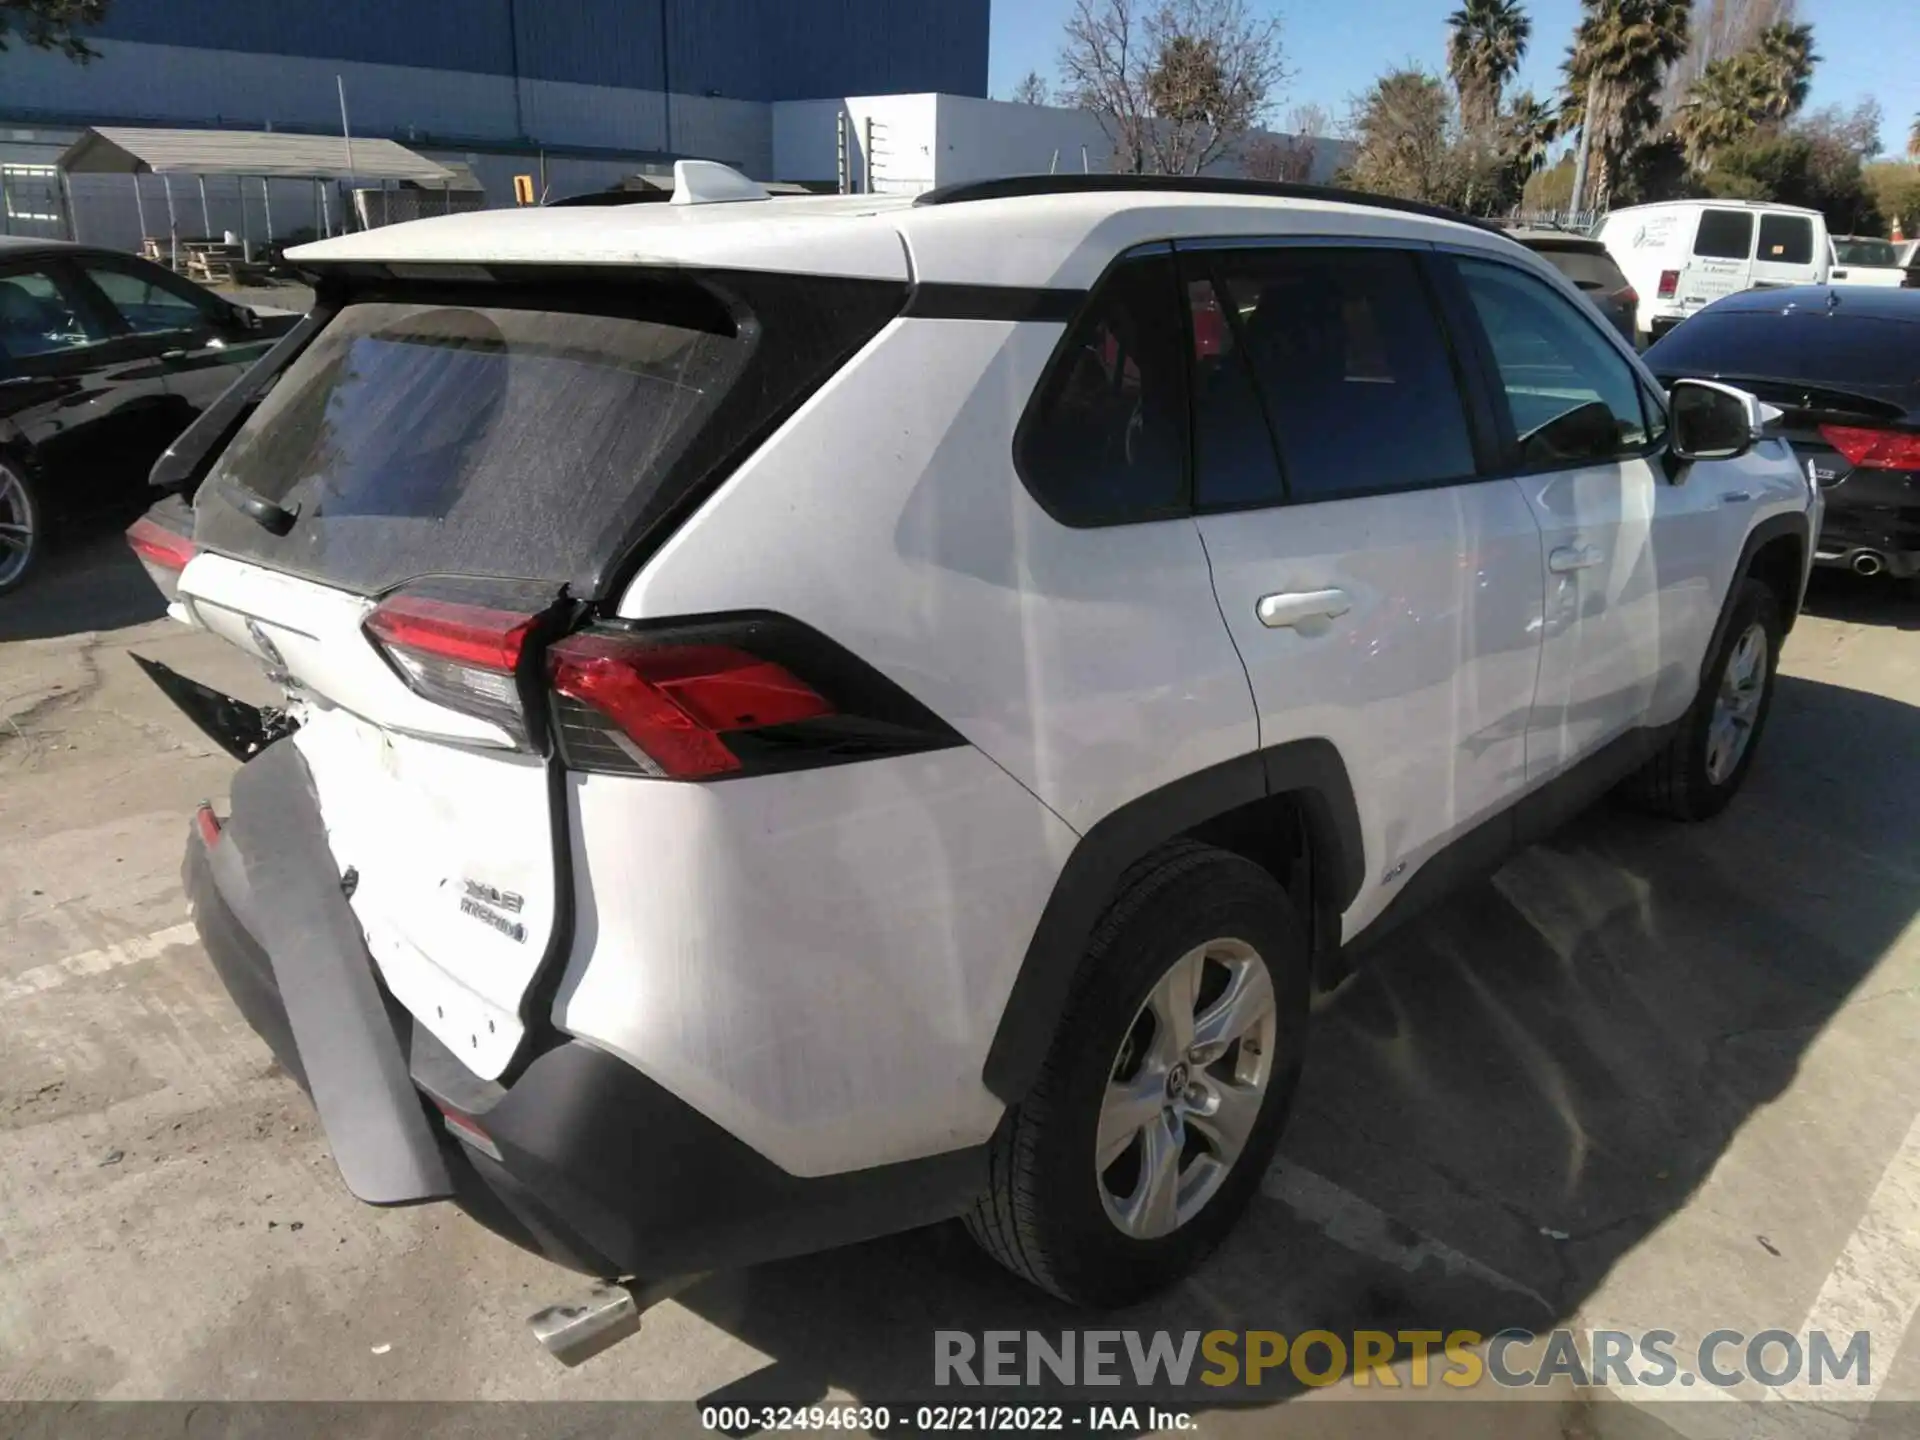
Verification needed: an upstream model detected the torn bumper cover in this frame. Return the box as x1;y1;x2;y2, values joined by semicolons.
186;739;988;1280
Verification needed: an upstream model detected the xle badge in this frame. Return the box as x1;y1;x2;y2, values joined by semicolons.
460;878;527;943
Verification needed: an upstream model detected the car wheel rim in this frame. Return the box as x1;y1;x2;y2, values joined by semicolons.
1706;621;1768;786
1096;938;1276;1241
0;467;33;587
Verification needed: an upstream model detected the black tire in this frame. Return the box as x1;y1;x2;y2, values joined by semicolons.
1627;577;1783;821
965;841;1310;1307
0;461;42;597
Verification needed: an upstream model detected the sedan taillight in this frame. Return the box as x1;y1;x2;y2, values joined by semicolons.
1819;424;1920;472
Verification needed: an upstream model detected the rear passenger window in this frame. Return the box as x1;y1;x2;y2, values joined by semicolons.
1183;271;1284;508
1456;257;1651;466
1016;253;1188;525
1693;210;1755;260
1201;248;1477;502
1757;213;1813;265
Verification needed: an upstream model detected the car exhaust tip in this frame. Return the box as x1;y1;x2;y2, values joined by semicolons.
1851;551;1885;577
527;1274;707;1366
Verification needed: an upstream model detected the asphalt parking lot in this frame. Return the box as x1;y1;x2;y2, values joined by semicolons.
2;528;1918;1435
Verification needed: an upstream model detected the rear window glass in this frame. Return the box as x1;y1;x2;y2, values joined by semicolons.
1693;211;1754;260
1644;312;1920;395
194;300;745;594
1534;246;1628;293
1834;238;1898;267
1757;214;1814;265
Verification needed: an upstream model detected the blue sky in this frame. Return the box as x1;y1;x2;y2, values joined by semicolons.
989;0;1918;157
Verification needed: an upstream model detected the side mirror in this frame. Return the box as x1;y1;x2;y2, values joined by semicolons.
1668;378;1766;463
229;304;261;332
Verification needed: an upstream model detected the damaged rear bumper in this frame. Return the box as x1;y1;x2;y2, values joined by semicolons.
185;739;987;1281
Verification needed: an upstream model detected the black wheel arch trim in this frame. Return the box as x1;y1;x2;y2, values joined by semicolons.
1704;511;1811;687
982;739;1363;1104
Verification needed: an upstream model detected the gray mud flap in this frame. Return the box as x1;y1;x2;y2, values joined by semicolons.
227;741;453;1205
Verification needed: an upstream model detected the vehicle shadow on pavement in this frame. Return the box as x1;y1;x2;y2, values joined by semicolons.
677;670;1919;1421
1801;568;1920;632
0;526;166;644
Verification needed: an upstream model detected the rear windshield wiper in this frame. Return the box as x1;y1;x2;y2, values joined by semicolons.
216;479;300;536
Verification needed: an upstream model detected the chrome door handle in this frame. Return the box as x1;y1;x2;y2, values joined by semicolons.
1720;490;1753;504
1548;544;1604;574
1256;588;1351;630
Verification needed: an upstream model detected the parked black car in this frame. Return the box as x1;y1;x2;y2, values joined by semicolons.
0;237;299;594
1644;285;1920;584
1504;228;1640;345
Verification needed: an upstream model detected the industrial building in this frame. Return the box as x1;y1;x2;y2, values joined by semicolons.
0;0;1345;250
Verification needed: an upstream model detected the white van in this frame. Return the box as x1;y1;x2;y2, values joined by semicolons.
1595;200;1830;343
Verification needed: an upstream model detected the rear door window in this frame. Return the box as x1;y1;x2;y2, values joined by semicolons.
1693;210;1755;260
0;267;110;360
82;260;225;337
1181;269;1284;509
1757;214;1814;265
1201;247;1477;502
1016;253;1189;524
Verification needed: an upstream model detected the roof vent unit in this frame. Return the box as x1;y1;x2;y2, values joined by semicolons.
670;160;769;207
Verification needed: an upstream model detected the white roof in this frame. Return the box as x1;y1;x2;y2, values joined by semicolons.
1604;198;1823;215
288;186;1516;289
61;127;454;185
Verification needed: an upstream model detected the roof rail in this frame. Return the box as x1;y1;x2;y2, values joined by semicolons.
913;174;1502;232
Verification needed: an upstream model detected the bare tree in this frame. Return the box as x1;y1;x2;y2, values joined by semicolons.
1059;0;1291;175
1009;69;1051;106
1242;103;1332;181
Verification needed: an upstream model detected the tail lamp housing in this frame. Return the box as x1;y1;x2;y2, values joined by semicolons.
126;514;198;604
362;592;963;780
1819;424;1920;473
1657;269;1680;299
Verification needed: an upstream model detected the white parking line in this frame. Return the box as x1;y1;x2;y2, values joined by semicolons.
0;921;198;1004
1774;1107;1920;1407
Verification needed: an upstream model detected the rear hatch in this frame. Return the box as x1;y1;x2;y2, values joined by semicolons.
172;265;905;1078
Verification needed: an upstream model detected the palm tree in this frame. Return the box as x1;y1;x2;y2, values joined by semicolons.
1502;89;1559;174
1562;0;1691;208
1750;21;1817;123
1673;54;1766;170
1447;0;1532;135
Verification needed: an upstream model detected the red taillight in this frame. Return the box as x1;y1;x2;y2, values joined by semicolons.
433;1100;502;1160
1613;285;1639;308
127;515;197;602
1819;424;1920;472
1656;270;1680;299
195;802;222;848
547;633;833;779
364;594;538;742
126;516;195;571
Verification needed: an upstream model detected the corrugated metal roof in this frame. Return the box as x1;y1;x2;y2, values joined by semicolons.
60;127;455;183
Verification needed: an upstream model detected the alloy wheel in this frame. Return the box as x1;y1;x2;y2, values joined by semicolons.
1706;621;1768;785
0;467;33;589
1096;938;1276;1240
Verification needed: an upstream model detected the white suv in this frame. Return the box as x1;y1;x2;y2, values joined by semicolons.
137;166;1818;1316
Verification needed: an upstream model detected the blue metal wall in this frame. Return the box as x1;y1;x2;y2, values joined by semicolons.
85;0;991;101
